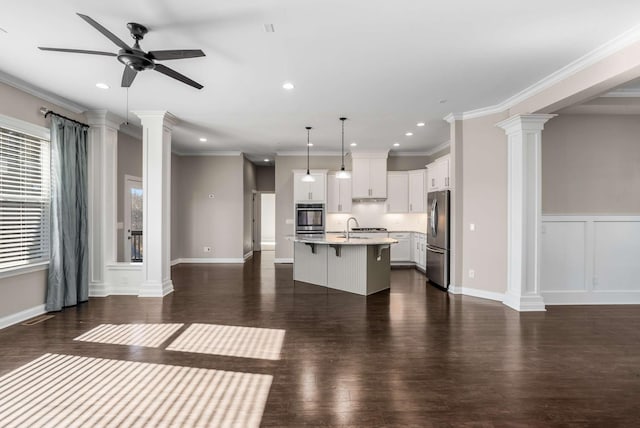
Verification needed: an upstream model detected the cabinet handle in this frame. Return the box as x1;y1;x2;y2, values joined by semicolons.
339;204;342;212
445;177;449;187
432;178;435;187
387;203;390;211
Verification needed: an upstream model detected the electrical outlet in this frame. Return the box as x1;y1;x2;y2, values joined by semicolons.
203;246;212;253
468;269;475;279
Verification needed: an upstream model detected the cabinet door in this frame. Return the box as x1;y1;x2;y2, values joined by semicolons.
440;156;450;189
412;233;420;264
369;158;387;198
351;158;370;198
426;163;438;192
408;170;426;212
338;177;352;213
386;172;408;213
293;172;310;202
390;233;411;261
308;173;326;201
326;174;340;212
418;234;426;268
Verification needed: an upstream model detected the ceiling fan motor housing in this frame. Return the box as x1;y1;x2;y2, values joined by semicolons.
117;50;155;71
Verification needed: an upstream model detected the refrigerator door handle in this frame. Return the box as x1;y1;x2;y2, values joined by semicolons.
426;245;446;254
430;198;437;236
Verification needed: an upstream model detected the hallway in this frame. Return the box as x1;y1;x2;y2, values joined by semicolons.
0;253;639;426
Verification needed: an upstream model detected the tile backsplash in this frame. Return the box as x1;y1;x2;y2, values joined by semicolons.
326;201;427;233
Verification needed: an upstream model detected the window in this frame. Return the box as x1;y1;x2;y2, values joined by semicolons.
0;120;50;271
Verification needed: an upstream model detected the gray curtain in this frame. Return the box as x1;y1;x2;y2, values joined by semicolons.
46;115;88;312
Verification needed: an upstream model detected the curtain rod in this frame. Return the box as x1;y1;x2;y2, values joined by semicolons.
39;107;89;128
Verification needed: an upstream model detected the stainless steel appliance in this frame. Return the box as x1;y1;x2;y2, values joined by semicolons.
295;203;325;234
426;190;450;289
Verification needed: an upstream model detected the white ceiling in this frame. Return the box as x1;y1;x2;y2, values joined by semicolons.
1;0;640;157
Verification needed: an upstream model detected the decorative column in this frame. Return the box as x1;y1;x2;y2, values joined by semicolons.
85;110;121;297
444;113;463;291
134;111;177;297
497;114;555;311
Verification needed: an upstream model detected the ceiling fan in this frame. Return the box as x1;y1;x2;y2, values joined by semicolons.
39;13;205;89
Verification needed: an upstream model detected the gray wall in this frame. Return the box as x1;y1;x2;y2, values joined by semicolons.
542;114;640;214
171;154;181;261
428;146;451;162
387;155;431;171
116;131;142;262
255;165;275;191
174;155;245;259
0;82;86;320
243;157;256;256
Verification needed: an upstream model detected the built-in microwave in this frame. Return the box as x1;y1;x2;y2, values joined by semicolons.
295;203;325;234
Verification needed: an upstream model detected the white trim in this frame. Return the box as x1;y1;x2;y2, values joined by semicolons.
105;262;143;271
172;150;243;156
388;151;431;157
274;258;293;264
276;151;342;156
0;304;47;330
244;251;253;261
170;259;180;266
453;23;640;120
542;215;640;222
0;113;50;140
543;291;640;305
447;285;505;302
0;261;48;280
0;70;86;114
351;151;389;159
601;89;640;98
171;258;246;264
425;141;451;156
443;113;463;123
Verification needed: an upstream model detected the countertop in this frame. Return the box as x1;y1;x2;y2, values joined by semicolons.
291;234;398;246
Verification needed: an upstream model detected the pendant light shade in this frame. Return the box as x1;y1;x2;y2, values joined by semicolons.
302;126;315;182
336;117;351;179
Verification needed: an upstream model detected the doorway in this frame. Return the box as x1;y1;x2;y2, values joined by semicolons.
260;193;275;251
123;175;143;262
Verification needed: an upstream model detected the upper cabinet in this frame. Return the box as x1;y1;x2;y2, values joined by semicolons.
293;171;327;202
408;169;426;212
427;155;450;192
351;152;388;199
326;173;352;213
386;172;408;213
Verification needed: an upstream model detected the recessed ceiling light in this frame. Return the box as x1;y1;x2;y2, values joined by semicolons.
264;158;270;162
199;137;207;142
350;142;357;147
282;82;294;90
307;142;313;147
393;143;400;147
405;132;413;136
416;122;425;127
95;82;109;89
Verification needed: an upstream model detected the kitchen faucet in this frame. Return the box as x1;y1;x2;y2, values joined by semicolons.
346;217;359;239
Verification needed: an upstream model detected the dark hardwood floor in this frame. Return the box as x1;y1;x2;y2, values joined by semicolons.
1;251;640;427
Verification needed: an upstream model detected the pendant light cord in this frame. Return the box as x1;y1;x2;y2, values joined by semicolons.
306;126;312;174
340;117;347;170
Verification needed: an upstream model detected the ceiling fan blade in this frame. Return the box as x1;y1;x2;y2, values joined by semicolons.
76;13;130;50
154;64;203;89
147;49;205;61
121;66;137;88
38;47;117;57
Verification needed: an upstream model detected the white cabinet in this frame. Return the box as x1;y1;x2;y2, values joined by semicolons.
327;173;352;213
390;232;411;262
293;171;326;202
352;154;388;199
386;172;408;213
408;169;426;212
412;232;426;270
427;155;450;192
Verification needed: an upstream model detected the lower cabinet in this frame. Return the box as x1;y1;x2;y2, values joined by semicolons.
389;232;427;272
412;232;426;271
390;233;411;263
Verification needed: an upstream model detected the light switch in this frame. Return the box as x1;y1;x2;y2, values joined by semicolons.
469;223;475;231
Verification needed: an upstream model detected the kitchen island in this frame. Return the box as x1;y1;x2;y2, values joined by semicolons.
292;234;398;295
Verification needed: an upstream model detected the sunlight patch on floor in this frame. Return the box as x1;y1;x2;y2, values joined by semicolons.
0;353;272;428
74;323;184;348
167;323;286;360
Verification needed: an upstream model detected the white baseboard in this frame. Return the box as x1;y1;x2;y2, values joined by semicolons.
448;285;505;303
0;304;47;330
139;279;174;297
171;258;246;264
274;258;293;264
543;291;640;305
243;251;253;261
170;259;180;266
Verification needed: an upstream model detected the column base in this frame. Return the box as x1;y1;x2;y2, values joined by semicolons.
139;279;174;297
502;293;546;312
89;281;109;297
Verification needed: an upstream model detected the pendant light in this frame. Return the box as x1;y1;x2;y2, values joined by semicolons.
302;126;316;182
336;117;351;179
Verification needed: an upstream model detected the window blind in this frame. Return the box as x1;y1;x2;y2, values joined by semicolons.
0;126;50;271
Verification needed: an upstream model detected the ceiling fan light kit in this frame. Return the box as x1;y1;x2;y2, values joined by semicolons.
38;13;205;89
302;126;315;183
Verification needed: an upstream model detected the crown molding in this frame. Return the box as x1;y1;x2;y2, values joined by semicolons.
276;150;342;156
600;89;640;98
443;113;463;123
425;140;451;156
118;123;143;140
388;151;430;157
0;70;86;114
460;23;640;120
172;150;243;157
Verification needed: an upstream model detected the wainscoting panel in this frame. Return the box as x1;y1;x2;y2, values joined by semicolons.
541;216;640;304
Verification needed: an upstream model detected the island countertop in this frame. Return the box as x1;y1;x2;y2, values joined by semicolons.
290;234;398;246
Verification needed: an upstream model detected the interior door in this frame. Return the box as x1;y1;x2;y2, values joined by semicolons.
124;176;143;262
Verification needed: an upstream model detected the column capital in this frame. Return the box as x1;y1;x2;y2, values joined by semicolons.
496;114;556;135
443;113;464;123
85;110;123;130
133;111;179;130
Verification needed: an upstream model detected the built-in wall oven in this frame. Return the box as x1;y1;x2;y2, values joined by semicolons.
295;203;325;234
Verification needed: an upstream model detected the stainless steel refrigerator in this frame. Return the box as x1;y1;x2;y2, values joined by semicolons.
426;190;450;290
